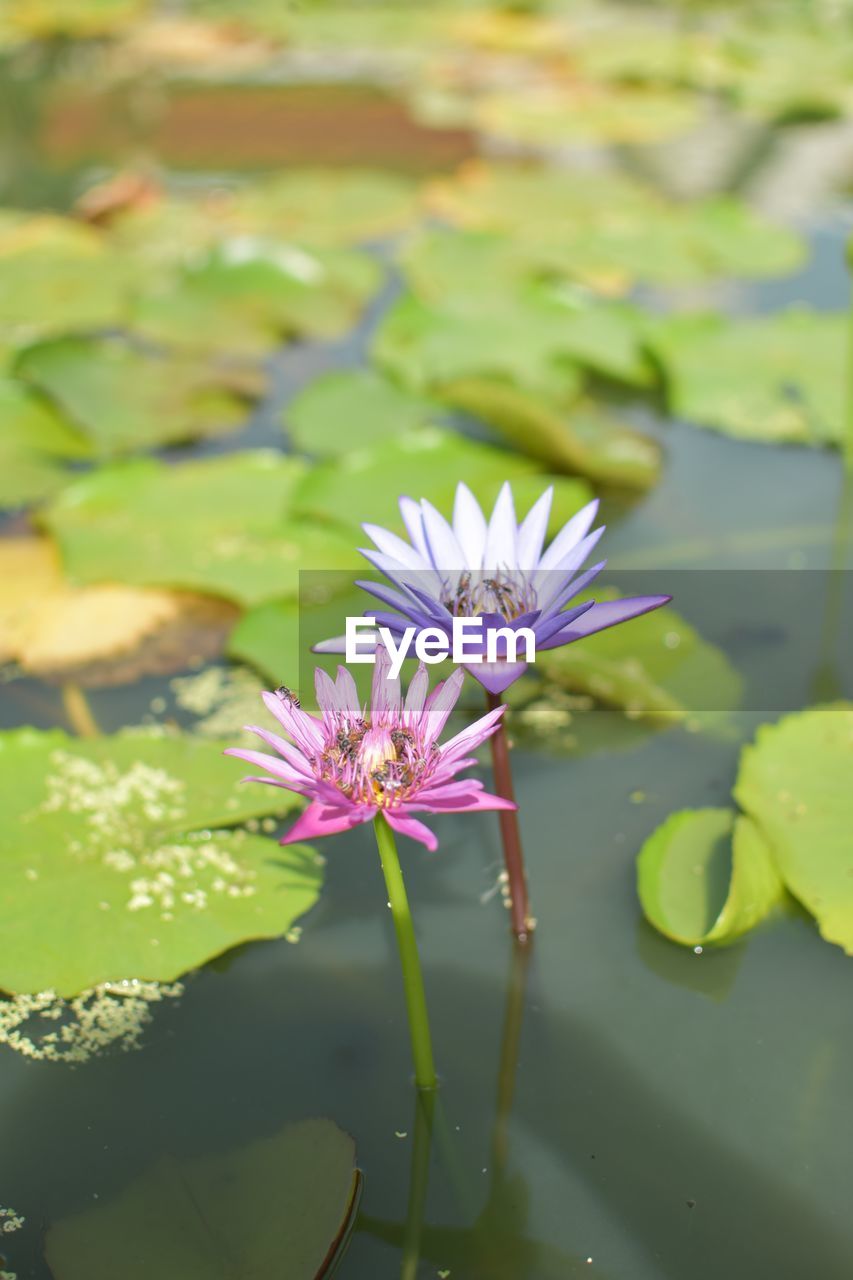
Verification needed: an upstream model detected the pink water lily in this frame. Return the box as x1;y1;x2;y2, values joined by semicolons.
225;646;514;852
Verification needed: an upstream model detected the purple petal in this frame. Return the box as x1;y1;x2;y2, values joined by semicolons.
420;499;466;571
439;704;505;760
538;594;672;649
464;660;528;694
363;522;430;569
535;528;605;607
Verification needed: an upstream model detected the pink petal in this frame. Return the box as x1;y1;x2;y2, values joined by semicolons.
383;810;438;851
243;725;315;777
371;642;402;720
335;665;363;721
280;800;371;844
261;690;323;754
404;663;430;719
439;704;505;760
224;747;305;789
421;666;465;741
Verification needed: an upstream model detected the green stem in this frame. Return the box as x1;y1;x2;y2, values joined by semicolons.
374;814;437;1091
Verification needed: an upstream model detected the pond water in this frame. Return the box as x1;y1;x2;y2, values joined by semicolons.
2;25;853;1280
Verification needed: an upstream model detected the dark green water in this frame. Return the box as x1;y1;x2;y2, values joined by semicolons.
2;55;853;1280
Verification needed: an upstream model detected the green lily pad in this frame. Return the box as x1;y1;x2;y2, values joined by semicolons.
734;705;853;954
42;451;361;607
0;377;90;509
291;427;593;539
373;289;584;402
648;310;846;445
0;216;132;344
538;589;741;722
227;600;301;687
415;81;699;147
426;166;804;293
46;1118;359;1280
0;727;321;996
5;0;147;37
286;369;438;457
16;336;261;457
438;378;662;490
130;241;382;356
226;168;421;246
637;807;784;947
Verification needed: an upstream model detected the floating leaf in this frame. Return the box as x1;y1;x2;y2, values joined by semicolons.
466;81;700;147
648;310;845;445
16;336;262;456
46;1119;359;1280
227;600;301;687
637;807;784;948
0;216;133;344
286;369;437;457
538;589;741;721
130;240;382;356
0;537;236;685
439;378;662;490
42;452;361;608
0;377;89;509
0;727;320;996
5;0;148;38
373;289;584;401
426;165;804;293
734;705;853;954
226;168;420;246
291;428;593;539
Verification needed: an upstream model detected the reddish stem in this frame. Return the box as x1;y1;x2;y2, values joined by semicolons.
486;691;532;942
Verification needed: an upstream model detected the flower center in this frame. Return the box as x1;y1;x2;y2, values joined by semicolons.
319;717;436;808
443;569;536;621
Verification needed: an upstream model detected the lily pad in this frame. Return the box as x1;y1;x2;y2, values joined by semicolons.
0;216;133;344
734;705;853;953
286;369;438;456
648;310;846;445
0;377;90;509
438;378;662;490
130;240;382;356
0;537;236;686
426;165;804;293
5;0;148;38
227;600;301;687
0;727;321;996
538;589;741;722
46;1118;360;1280
291;427;593;539
637;807;784;948
373;289;584;402
226;168;421;246
42;451;361;608
16;336;262;456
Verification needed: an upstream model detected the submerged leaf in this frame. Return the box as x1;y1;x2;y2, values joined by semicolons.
0;727;321;996
46;1119;359;1280
734;705;853;954
637;807;784;948
41;451;360;608
16;336;261;456
648;310;846;445
439;378;661;490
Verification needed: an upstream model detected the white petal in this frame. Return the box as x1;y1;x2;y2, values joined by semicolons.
536;498;600;571
516;486;553;567
484;482;518;570
420;499;466;570
363;522;431;570
399;495;430;559
452;482;487;566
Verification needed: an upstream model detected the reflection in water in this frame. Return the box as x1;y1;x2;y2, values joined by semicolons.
360;942;608;1278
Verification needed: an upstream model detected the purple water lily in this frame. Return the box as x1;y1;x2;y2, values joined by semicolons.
317;482;670;695
225;646;514;853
